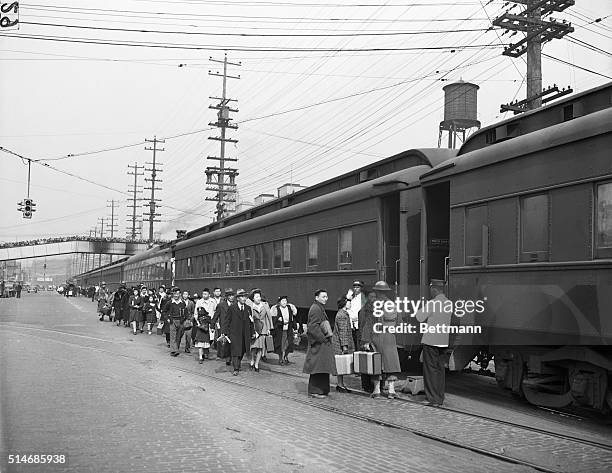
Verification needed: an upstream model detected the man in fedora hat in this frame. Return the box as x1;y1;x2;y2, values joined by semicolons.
222;289;254;376
361;281;401;399
415;279;451;407
213;288;235;365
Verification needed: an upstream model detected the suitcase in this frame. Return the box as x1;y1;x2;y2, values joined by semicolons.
353;351;382;375
335;354;354;375
402;376;425;395
265;334;275;353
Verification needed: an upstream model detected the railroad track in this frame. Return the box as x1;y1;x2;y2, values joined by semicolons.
2;322;611;473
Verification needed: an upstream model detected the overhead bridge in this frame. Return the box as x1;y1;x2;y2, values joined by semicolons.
0;238;155;262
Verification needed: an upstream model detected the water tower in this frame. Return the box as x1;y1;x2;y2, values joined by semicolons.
438;80;480;149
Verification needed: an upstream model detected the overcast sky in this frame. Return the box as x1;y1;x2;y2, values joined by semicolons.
1;0;610;243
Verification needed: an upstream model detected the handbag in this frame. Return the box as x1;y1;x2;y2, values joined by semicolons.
292;331;301;346
157;321;164;329
265;334;275;352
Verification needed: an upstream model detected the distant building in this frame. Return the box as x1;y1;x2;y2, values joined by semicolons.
254;194;275;206
277;183;307;198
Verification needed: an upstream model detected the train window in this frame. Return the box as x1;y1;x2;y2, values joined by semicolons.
283;240;291;268
245;246;253;273
187;257;192;277
307;235;318;268
465;205;487;265
596;182;612;257
273;241;282;268
230;250;238;274
224;251;231;275
239;248;245;272
339;228;352;268
212;254;218;275
520;194;549;262
261;243;271;271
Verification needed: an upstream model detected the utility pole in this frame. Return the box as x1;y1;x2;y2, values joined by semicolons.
127;162;144;241
97;217;105;267
106;199;118;264
494;0;574;113
144;137;164;243
206;53;241;221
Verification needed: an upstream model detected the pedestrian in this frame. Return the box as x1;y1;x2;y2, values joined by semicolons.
143;295;157;334
194;303;212;363
358;289;378;393
157;286;171;347
163;287;186;356
222;289;254;376
181;290;195;353
212;288;234;365
361;281;401;399
96;281;111;321
112;284;126;325
414;279;452;407
303;289;336;398
248;289;273;373
128;288;143;335
332;296;355;393
196;288;217;348
15;282;22;299
271;296;297;365
346;280;366;351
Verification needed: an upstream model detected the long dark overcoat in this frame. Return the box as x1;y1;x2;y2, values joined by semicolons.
222;303;254;358
271;304;297;355
303;302;337;375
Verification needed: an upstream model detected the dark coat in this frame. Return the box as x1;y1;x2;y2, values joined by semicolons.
303;302;337;375
212;300;231;334
158;295;172;334
194;313;212;343
271;304;297;355
222;302;254;358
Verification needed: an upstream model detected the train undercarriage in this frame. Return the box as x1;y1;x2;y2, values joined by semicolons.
451;345;612;413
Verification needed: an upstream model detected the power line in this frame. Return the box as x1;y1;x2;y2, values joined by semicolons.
0;32;504;52
542;53;612;79
20;21;494;37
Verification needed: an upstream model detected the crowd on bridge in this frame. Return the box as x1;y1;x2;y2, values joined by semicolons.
89;279;450;405
0;236;161;249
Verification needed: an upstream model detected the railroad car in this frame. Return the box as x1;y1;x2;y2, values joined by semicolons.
420;82;612;411
74;257;128;291
172;149;455;323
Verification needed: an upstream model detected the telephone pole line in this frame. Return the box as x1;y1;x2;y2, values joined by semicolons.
127;162;144;240
494;0;574;113
144;137;164;243
206;53;241;221
97;217;105;267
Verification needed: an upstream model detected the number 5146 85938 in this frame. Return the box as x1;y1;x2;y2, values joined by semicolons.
0;2;19;29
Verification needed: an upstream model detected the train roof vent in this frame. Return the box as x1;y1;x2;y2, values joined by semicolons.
359;168;378;183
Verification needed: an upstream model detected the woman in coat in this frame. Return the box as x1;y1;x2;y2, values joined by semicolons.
361;281;402;399
332;296;355;392
248;289;273;372
128;288;142;335
303;290;336;398
271;296;297;365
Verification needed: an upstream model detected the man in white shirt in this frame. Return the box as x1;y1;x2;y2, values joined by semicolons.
346;280;367;352
415;279;452;407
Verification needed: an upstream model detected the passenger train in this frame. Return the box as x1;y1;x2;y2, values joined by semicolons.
75;83;612;412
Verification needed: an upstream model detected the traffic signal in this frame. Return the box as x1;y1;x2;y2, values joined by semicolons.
19;198;36;219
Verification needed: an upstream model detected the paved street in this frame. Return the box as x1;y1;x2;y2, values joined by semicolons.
1;294;610;473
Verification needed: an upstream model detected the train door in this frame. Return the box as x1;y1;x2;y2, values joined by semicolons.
379;194;400;290
421;181;450;297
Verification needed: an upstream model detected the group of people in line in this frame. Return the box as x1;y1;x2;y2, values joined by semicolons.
93;278;451;406
94;283;300;371
0;235;157;249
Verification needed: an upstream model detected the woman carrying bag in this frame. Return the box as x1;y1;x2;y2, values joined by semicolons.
271;296;298;365
332;296;355;393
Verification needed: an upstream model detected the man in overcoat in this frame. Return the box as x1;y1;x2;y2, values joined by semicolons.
213;288;235;365
303;289;336;398
96;281;110;321
222;289;254;376
163;287;186;356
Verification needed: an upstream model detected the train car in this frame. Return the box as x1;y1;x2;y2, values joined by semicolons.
122;245;173;290
420;83;612;411
173;148;455;323
74;257;128;291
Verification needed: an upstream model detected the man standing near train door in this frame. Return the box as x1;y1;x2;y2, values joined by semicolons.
415;279;452;407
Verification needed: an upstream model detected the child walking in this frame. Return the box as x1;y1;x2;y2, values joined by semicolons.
194;306;212;364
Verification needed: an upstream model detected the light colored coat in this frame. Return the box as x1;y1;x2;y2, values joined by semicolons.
415;293;452;347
